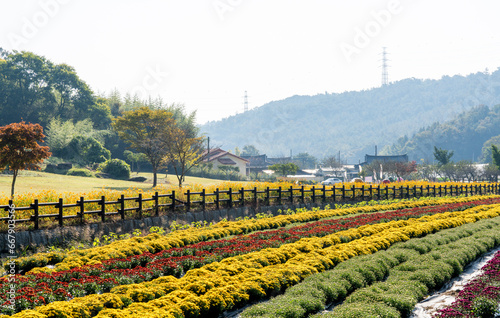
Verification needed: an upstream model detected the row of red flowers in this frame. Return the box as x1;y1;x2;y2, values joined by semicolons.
434;250;500;317
2;198;500;314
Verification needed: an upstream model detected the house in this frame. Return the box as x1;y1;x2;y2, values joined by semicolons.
363;154;408;165
241;154;292;175
202;148;249;177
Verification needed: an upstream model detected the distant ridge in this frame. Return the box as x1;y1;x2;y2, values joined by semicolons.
200;69;500;163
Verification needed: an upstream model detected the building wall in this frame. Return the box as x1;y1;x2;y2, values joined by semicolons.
211;155;248;177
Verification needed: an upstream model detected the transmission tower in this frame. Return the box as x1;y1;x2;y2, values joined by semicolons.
243;91;249;112
381;47;389;86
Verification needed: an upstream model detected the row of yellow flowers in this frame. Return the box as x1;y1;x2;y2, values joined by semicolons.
13;202;500;318
17;194;498;275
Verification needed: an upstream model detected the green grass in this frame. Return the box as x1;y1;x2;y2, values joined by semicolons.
0;171;230;195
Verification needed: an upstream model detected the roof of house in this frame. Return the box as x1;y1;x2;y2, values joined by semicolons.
364;154;408;164
203;148;249;163
217;158;237;165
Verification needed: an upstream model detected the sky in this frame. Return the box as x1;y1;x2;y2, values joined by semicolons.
1;0;500;124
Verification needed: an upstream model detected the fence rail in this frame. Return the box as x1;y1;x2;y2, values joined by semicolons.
1;183;499;231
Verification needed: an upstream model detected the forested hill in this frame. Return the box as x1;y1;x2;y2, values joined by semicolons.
200;69;500;162
382;104;500;163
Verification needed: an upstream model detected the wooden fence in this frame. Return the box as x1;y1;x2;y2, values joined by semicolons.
1;183;499;231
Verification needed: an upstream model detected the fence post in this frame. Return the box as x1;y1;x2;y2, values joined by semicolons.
79;196;84;224
253;187;258;206
332;185;336;203
215;188;220;210
186;190;191;212
351;185;356;201
202;189;206;211
33;199;39;230
137;193;143;218
342;185;346;201
369;185;373;200
171;190;176;212
229;188;233;208
278;186;282;205
154;192;159;216
377;185;381;200
265;187;270;206
322;185;326;203
58;198;63;227
385;185;389;200
120;194;125;219
240;188;245;207
311;186;316;204
289;186;294;204
301;186;305;204
100;196;106;222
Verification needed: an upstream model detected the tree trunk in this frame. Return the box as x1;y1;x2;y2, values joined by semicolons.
11;170;18;199
152;168;157;188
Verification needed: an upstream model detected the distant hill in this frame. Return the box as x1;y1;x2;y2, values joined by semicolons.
200;69;500;162
382;104;500;163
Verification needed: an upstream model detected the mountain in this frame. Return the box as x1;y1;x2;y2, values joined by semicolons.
382;104;500;163
200;69;500;163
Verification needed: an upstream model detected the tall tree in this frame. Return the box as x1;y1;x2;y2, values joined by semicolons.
112;107;176;187
433;146;454;166
268;162;299;176
0;121;51;198
0;50;95;126
164;127;205;187
294;152;317;169
241;145;260;156
492;145;500;169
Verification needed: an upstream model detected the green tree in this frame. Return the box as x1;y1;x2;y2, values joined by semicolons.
433;146;454;166
124;150;148;174
0;50;94;126
98;159;131;179
0;121;51;198
491;145;500;169
294;152;317;169
268;162;299;176
112;107;176;187
241;145;260;156
64;136;111;165
46;118;105;157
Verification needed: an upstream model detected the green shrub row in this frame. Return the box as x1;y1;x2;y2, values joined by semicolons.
319;218;500;318
240;217;500;318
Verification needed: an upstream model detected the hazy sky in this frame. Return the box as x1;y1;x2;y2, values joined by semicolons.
1;0;500;124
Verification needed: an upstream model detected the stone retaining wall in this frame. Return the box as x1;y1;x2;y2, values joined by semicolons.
1;202;328;254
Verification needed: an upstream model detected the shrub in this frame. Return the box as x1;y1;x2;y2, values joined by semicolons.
66;168;94;177
98;159;131;180
128;176;147;182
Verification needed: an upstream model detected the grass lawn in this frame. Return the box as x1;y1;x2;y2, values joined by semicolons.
0;171;230;196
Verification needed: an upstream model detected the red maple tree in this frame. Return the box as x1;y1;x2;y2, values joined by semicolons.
0;121;51;198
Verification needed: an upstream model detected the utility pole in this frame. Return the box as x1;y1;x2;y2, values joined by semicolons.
381;47;389;86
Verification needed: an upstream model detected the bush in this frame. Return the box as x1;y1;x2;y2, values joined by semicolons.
98;159;131;180
66;168;94;177
128;176;147;182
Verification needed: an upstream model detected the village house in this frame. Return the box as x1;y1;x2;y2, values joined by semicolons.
202;148;249;177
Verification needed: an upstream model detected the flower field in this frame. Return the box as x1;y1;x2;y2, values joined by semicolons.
2;194;500;317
